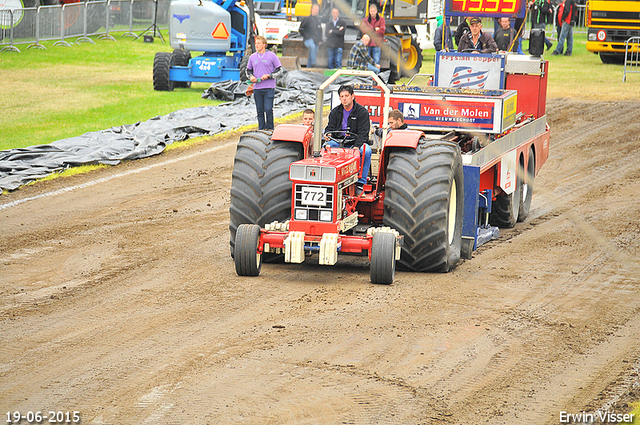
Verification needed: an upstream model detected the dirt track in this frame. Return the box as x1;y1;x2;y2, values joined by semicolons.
1;98;640;424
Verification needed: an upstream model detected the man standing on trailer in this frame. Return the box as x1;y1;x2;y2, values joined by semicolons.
247;36;284;130
457;17;498;53
324;85;372;196
494;17;519;52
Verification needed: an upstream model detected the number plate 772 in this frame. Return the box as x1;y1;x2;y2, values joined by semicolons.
301;187;327;207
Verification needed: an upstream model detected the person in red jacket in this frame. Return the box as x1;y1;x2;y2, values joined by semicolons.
360;2;385;65
552;0;578;56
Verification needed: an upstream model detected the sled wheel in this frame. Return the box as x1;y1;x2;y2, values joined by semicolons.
518;147;535;222
490;162;523;228
370;232;396;285
234;224;262;276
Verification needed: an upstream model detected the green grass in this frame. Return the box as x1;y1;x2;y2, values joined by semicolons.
0;30;220;151
1;31;638;154
623;402;640;425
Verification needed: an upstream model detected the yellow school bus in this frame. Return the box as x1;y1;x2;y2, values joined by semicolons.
586;0;640;63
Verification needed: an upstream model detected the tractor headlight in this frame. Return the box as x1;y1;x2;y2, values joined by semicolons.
319;210;332;222
295;209;308;220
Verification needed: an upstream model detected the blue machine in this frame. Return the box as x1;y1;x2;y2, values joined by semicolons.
153;0;252;91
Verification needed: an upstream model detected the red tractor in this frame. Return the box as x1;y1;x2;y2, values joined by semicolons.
230;54;549;284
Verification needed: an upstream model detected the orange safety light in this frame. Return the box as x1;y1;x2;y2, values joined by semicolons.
212;22;229;39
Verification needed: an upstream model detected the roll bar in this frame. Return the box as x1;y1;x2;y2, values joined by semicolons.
313;69;390;154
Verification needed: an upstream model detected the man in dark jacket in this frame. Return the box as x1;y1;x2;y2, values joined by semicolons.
325;8;346;69
324;85;372;196
299;3;323;67
494;17;518;52
552;0;578;56
530;0;553;51
457;17;498;53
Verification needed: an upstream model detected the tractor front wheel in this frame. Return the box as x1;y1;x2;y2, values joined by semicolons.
234;224;262;276
384;139;464;272
370;232;396;285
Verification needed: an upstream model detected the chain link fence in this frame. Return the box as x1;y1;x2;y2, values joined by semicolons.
1;0;170;51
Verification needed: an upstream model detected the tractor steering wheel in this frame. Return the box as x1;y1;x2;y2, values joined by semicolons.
324;131;359;147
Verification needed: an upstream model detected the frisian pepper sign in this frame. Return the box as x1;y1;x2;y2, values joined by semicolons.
435;52;506;90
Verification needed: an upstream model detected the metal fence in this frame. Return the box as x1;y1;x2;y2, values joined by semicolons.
623;37;640;82
1;0;170;52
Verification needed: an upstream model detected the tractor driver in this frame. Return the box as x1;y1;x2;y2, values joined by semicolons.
324;84;372;196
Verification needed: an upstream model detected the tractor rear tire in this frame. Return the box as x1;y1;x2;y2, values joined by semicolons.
383;139;464;272
234;224;262;276
229;131;304;258
370;232;396;285
490;165;523;228
518;147;535;222
153;52;174;91
172;49;192;88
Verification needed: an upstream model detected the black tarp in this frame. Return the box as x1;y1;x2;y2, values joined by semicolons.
0;70;388;192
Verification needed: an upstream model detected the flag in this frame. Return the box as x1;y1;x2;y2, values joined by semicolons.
449;66;490;89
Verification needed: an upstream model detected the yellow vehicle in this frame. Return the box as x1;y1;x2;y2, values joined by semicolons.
586;0;640;63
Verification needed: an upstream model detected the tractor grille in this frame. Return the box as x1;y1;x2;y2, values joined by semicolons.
294;184;334;222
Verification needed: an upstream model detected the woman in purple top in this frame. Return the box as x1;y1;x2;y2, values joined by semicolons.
247;36;284;130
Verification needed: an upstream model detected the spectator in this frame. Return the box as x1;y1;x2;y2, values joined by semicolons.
302;108;315;127
552;0;577;56
324;84;372;196
453;17;470;49
299;3;323;67
375;109;407;137
247;36;284;131
347;34;381;74
494;17;518;52
388;109;408;130
457;17;498;53
360;2;385;64
555;0;565;39
434;16;453;52
325;8;347;69
529;0;554;51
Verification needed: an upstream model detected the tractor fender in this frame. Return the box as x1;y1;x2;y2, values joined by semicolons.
272;124;313;157
383;130;424;149
377;130;425;190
